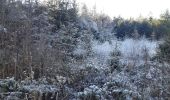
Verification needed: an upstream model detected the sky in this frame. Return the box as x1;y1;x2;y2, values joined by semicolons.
78;0;170;19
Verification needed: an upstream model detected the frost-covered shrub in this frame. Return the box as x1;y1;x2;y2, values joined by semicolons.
0;78;18;93
69;66;100;86
0;25;7;33
108;45;122;72
157;36;170;63
77;85;102;100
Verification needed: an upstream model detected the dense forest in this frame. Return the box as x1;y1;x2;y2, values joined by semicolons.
0;0;170;99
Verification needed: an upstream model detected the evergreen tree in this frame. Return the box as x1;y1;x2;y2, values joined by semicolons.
157;10;170;62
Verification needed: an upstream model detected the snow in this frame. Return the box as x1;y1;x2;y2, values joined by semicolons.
120;38;157;58
92;38;158;60
79;16;98;32
22;84;58;93
92;41;113;57
146;71;152;79
73;46;87;55
0;25;7;33
87;38;158;69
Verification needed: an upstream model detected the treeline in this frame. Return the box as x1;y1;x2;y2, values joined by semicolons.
112;10;170;40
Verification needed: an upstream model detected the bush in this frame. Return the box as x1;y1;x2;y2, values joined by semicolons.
158;34;170;62
108;46;121;72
